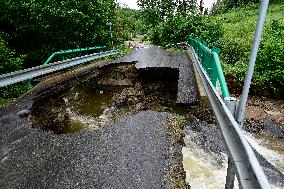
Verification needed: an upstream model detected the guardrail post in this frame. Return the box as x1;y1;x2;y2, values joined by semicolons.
225;157;236;189
224;97;238;116
224;97;239;189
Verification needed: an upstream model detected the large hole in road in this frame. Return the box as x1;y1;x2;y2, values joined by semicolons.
29;63;189;134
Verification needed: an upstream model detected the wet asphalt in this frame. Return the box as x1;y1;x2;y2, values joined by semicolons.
1;46;283;188
0;47;191;188
1;107;174;188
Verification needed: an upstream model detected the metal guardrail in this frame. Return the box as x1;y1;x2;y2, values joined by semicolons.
44;46;106;65
189;46;271;189
0;50;119;88
188;37;230;98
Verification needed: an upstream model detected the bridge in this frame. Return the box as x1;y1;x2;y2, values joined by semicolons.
0;1;282;188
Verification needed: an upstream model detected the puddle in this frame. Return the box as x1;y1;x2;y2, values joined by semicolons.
65;83;125;117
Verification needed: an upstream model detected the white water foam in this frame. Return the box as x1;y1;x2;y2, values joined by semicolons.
182;129;284;189
182;130;238;189
183;130;284;188
245;133;284;174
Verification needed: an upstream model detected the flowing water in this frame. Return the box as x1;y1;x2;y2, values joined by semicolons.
182;126;284;188
245;132;284;174
182;135;229;188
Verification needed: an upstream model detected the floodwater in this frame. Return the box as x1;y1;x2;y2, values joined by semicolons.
52;64;183;134
182;135;229;188
63;82;138;132
34;79;283;188
182;125;284;189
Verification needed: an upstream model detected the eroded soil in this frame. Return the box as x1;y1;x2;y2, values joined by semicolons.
29;63;182;134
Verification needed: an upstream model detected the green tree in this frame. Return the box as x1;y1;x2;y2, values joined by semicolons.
137;0;178;26
176;0;198;15
0;0;116;68
115;7;147;41
211;0;281;15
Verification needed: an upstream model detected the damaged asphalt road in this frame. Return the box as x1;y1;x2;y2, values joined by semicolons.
0;47;283;188
1;109;182;188
111;47;197;104
0;47;191;188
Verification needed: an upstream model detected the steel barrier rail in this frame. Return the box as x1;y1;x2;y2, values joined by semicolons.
189;46;271;189
188;37;230;98
0;50;119;88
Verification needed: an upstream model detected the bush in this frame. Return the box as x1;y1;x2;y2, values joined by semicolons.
0;36;25;74
255;20;284;97
0;36;30;106
0;0;116;67
0;82;31;99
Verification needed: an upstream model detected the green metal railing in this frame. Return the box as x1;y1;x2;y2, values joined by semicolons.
188;37;230;98
44;46;106;65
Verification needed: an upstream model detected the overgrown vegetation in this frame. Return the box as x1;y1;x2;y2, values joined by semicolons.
138;0;283;98
0;0;116;68
116;7;147;41
211;0;281;15
0;36;30;107
137;0;222;46
148;14;223;46
0;82;31;107
217;3;284;98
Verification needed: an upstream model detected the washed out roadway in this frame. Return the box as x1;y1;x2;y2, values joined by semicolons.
0;47;194;188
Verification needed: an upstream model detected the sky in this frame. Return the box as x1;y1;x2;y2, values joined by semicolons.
117;0;216;10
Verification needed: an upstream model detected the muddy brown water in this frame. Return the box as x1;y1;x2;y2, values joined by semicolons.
30;63;189;134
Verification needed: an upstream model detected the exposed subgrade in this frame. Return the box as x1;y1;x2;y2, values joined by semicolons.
29;63;183;134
